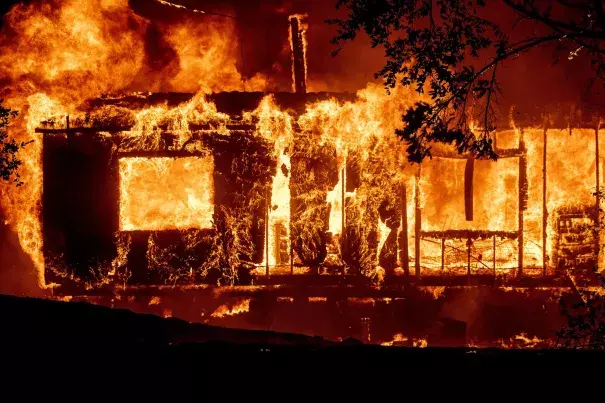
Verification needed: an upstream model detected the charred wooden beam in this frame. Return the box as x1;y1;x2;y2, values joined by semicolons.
399;184;410;277
464;157;474;221
430;148;523;159
493;235;496;277
518;129;528;277
341;166;346;258
419;230;518;240
441;238;445;271
543;126;548;275
414;166;421;277
36;123;256;135
265;187;270;276
289;15;307;94
466;238;472;280
595;125;600;272
116;150;208;158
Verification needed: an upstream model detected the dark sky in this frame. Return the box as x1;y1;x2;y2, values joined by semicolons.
1;0;602;113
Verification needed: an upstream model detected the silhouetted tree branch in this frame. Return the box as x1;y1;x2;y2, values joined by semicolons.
329;0;605;162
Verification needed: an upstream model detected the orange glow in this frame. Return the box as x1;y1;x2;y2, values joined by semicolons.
119;157;214;231
211;298;251;318
0;0;602;298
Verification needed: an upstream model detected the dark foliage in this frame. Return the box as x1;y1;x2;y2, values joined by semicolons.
329;0;605;162
557;288;605;350
0;100;27;185
557;187;605;349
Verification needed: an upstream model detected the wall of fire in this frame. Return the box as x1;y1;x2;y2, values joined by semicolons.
41;118;603;289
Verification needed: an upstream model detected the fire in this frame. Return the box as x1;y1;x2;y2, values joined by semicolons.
211;298;251;318
376;217;391;263
499;333;549;349
162;18;266;93
244;96;294;271
289;14;308;93
0;0;264;288
119;157;214;231
325;164;354;237
381;333;428;347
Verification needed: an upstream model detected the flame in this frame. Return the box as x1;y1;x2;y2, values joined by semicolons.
119;156;214;231
288;14;308;92
325;164;352;236
381;333;428;347
162;18;267;93
1;0;602;297
244;96;294;270
0;0;264;289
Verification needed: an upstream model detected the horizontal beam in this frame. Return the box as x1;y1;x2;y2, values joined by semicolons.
116;150;209;158
420;230;519;240
36;127;130;134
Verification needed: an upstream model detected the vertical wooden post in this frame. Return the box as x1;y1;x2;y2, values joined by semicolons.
493;235;496;277
265;187;270;276
518;129;527;277
274;224;281;266
464;157;475;221
289;16;307;94
595;125;600;272
66;115;70;135
399;184;410;277
414;165;421;277
467;238;472;282
290;241;294;275
543;127;548;275
441;238;445;271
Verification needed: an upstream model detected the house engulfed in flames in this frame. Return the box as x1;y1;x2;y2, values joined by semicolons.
28;15;604;346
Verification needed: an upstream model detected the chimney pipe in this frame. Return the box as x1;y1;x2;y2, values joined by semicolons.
289;15;307;94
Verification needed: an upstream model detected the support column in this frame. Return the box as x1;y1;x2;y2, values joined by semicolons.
464;157;474;221
467;238;472;283
265;187;270;276
596;125;600;272
399;184;410;277
414;166;421;277
341;166;346;262
493;235;496;277
441;238;445;271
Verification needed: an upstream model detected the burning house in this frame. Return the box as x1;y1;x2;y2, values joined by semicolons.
1;0;604;347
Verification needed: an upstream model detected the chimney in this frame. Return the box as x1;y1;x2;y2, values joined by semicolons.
289;15;307;94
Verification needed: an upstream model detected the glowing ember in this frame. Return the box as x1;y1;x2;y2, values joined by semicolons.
211;299;251;318
119;157;214;231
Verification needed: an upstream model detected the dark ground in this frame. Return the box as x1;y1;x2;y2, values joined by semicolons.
1;293;604;392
